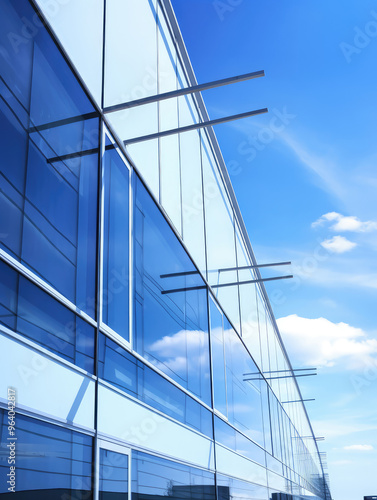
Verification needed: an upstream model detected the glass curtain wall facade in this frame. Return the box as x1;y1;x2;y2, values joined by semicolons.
0;1;331;499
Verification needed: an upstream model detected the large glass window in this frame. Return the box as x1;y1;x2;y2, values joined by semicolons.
133;176;211;406
98;333;213;438
0;411;92;498
132;451;215;500
0;0;98;317
214;416;266;466
210;298;227;416
201;135;240;330
99;448;129;500
217;474;269;500
210;296;264;447
0;259;95;372
102;137;130;342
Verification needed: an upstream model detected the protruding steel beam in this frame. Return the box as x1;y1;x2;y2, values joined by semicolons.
104;70;265;114
160;274;292;295
124;107;268;145
160;261;291;279
244;373;317;382
219;261;291;273
282;399;316;404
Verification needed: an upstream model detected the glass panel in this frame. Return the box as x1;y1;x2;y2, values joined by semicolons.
132;450;215;500
104;0;158;107
210;298;227;417
0;0;98;317
99;449;128;500
35;0;104;104
235;228;261;369
102;139;130;342
217;474;269;500
214;417;266;466
0;410;92;498
223;318;264;447
133;176;211;406
0;259;95;372
257;290;270;375
201;134;240;330
158;6;182;234
98;333;213;438
179;84;206;273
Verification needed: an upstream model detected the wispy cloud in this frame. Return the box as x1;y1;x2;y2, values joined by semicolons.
312;417;377;439
313;212;377;232
277;314;377;369
320;235;357;254
343;444;374;451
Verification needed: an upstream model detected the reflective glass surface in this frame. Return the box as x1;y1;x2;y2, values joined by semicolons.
214;416;266;466
210;298;227;416
133;176;211;406
0;259;95;372
98;333;213;438
210;296;264;446
201;135;240;330
34;0;104;104
0;410;92;498
217;474;269;500
99;449;128;500
0;0;98;317
102;139;130;341
132;451;215;500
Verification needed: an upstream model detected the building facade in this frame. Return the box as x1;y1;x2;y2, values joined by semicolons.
0;0;331;499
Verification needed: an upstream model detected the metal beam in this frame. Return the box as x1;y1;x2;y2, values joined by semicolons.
282;399;316;404
244;373;317;382
160;261;291;279
123;107;268;145
244;368;317;375
161;274;292;295
104;70;265;113
29;111;99;133
219;261;291;273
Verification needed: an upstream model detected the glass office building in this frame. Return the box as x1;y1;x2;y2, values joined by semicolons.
0;1;331;499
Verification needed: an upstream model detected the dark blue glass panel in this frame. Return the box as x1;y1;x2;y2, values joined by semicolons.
132;451;215;500
99;449;128;500
0;410;93;498
0;0;99;317
102;140;130;341
98;333;213;438
133;175;211;407
0;259;95;372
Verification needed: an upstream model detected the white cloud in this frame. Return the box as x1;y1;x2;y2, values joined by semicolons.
344;444;374;451
320;235;357;254
312;212;377;232
277;314;377;369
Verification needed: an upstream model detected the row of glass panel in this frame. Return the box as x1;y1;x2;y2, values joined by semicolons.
0;409;326;499
0;0;322;488
0;252;319;491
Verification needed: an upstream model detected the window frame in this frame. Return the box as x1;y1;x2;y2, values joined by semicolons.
99;125;133;350
95;438;132;500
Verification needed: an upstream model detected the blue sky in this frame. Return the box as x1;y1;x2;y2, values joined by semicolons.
171;1;377;498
